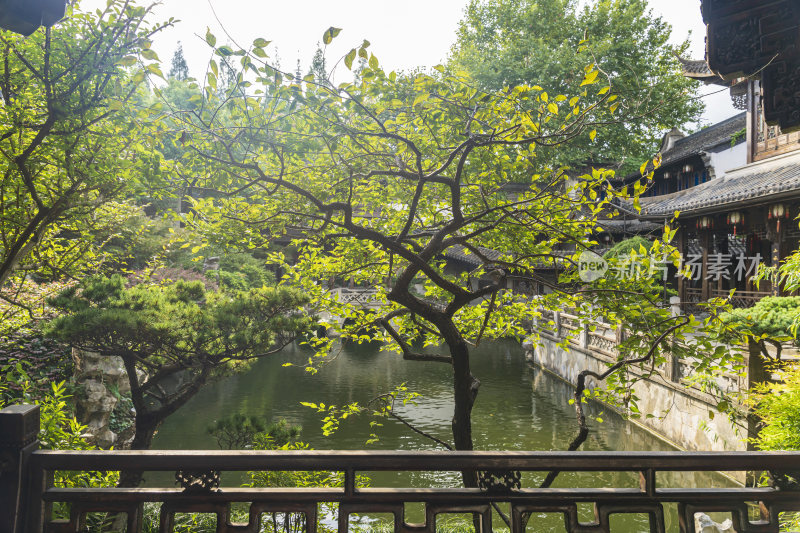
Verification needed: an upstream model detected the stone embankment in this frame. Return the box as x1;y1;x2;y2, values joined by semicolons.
525;309;750;453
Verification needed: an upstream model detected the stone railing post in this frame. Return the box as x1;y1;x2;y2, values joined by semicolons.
581;321;589;349
0;404;40;533
553;311;561;338
664;296;683;382
615;325;626;344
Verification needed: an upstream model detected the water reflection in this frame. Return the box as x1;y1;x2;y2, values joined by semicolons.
153;339;733;531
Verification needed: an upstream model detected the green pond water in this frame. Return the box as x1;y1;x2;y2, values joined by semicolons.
153;339;733;531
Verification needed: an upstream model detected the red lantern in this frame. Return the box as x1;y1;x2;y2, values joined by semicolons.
727;211;744;236
769;203;790;232
696;216;713;230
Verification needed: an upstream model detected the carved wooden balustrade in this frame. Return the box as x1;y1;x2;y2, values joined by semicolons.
3;405;800;533
682;289;704;316
710;290;773;310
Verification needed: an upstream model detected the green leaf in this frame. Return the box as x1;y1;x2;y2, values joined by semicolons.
217;46;233;56
253;37;270;48
344;49;356;70
118;55;137;67
205;28;216;47
580;69;599;86
146;64;164;79
141;49;159;61
323;27;342;45
368;53;379;70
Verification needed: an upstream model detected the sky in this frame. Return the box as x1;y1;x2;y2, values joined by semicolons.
83;0;737;127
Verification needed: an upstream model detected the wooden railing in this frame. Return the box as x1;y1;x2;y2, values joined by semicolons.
681;288;771;313
2;405;800;533
710;290;772;309
682;288;704;315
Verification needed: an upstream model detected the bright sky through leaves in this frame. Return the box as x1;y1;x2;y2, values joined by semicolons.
80;0;735;125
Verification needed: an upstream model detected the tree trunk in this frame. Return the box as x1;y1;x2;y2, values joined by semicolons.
449;338;480;487
117;419;159;487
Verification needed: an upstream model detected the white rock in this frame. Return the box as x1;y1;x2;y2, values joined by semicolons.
695;513;737;533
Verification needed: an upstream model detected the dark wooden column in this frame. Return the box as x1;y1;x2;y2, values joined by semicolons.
676;226;686;304
0;404;40;533
772;222;784;296
700;229;711;301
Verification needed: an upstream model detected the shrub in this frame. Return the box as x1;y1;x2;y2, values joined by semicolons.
0;373;118;525
747;362;800;530
0;321;73;404
749;363;800;451
718;296;800;348
603;236;653;259
209;253;277;290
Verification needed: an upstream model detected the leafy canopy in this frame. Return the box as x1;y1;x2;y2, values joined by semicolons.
0;0;172;290
158;26;734;458
449;0;703;174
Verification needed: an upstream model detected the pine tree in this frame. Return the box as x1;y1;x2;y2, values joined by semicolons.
309;45;327;84
294;57;302;83
169;42;189;81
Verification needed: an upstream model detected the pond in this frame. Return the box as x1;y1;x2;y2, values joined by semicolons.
153;339;732;531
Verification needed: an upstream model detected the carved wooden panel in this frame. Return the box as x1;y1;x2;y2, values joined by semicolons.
762;57;800;134
754;82;800;160
702;0;800;132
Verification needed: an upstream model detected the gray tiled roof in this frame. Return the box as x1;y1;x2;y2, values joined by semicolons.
596;219;662;234
639;151;800;216
660;112;746;167
443;245;504;267
679;57;714;77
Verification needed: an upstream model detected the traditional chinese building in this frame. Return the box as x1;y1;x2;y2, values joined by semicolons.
605;0;800;310
625;74;800;310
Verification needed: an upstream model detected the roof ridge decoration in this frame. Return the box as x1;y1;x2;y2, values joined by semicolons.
658;112;747;167
676;55;722;83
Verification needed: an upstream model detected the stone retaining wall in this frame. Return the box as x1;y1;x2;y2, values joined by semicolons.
526;312;749;453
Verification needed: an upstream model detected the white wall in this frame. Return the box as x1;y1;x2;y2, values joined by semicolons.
709;142;748;178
